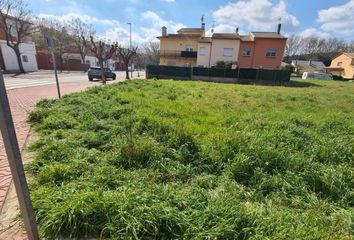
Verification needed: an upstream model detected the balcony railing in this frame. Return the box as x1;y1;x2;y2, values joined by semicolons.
160;50;198;58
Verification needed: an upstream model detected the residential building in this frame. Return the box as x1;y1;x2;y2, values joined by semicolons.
0;15;38;72
159;20;287;70
238;31;287;69
291;60;326;75
197;33;240;67
158;22;205;67
325;53;354;79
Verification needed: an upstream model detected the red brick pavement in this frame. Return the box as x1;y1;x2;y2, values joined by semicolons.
0;81;100;239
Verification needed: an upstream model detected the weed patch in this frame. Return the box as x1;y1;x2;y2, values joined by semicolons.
28;79;354;239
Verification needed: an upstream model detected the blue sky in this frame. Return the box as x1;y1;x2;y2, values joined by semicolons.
26;0;354;45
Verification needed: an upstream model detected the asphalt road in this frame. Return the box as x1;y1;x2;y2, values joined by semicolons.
3;70;145;90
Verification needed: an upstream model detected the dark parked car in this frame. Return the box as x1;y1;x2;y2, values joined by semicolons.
88;67;116;81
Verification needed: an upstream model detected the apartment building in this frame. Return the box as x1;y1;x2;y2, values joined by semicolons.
157;25;205;67
158;21;287;70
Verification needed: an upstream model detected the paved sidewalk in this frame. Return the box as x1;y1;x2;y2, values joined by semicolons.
0;81;103;239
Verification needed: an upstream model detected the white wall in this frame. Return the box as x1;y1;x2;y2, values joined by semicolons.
209;39;240;67
196;43;211;67
84;56;98;67
0;40;38;72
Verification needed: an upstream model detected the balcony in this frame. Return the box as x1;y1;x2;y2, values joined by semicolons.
160;50;198;58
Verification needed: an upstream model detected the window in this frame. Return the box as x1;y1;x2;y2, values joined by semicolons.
337;62;342;67
184;63;191;67
266;49;277;57
22;55;28;63
199;47;206;56
223;48;233;57
167;61;176;66
243;47;251;56
185;45;194;52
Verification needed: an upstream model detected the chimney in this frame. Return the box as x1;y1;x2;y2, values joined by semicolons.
236;27;239;34
201;15;205;30
162;26;167;37
277;23;281;34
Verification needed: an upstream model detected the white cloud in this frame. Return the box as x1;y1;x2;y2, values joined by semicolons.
37;10;184;47
299;28;330;39
38;13;120;26
140;10;186;37
317;0;354;35
141;11;168;28
212;0;299;34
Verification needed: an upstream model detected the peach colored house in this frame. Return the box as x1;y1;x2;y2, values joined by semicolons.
325;53;354;79
197;33;241;67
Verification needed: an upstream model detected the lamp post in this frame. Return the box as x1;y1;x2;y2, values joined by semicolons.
127;22;133;78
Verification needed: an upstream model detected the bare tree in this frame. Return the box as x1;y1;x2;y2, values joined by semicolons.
346;40;354;52
36;17;71;72
301;36;324;60
285;35;303;58
117;46;138;80
69;18;93;72
142;41;160;66
90;36;118;84
0;0;32;73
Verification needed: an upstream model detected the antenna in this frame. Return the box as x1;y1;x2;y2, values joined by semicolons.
211;21;215;33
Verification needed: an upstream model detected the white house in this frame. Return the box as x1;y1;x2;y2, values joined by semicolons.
0;40;38;72
0;15;38;72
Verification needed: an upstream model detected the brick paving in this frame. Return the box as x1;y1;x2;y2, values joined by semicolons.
0;81;101;239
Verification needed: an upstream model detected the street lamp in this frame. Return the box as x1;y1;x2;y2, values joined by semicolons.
127;22;133;78
127;22;132;50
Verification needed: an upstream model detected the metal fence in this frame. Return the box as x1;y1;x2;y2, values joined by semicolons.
146;65;291;84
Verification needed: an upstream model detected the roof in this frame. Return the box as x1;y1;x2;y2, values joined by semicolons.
212;33;240;39
343;53;354;58
251;32;287;39
240;35;254;42
198;37;212;43
291;60;326;69
324;67;344;70
157;34;202;39
177;28;204;32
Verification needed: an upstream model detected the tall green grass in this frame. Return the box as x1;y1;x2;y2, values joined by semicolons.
28;79;354;239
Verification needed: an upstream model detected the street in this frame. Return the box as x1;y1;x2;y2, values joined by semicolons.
3;70;145;90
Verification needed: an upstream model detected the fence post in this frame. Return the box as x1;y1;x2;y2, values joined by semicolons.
237;68;240;79
274;70;278;85
0;72;39;240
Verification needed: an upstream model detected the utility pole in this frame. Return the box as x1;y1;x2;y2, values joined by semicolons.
127;22;133;78
0;72;39;240
46;37;61;98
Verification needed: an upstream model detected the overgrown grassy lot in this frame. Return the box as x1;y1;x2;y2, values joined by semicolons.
28;79;354;239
